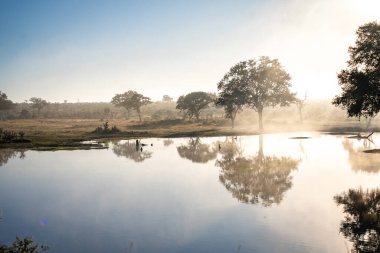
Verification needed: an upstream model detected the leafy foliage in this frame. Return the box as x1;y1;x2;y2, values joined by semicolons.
29;97;48;116
0;128;29;143
162;95;173;103
216;77;247;128
0;236;48;253
0;91;14;111
176;92;213;120
111;90;151;122
217;56;295;131
333;21;380;119
93;121;121;134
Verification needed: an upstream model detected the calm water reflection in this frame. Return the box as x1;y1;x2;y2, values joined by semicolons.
216;136;299;206
1;133;380;253
0;149;25;166
335;188;380;253
342;139;380;173
112;140;153;162
177;137;218;163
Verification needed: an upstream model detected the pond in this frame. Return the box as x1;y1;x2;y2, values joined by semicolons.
1;132;380;253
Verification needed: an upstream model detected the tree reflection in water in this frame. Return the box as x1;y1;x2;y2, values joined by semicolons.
335;188;380;253
0;149;26;166
177;137;218;163
216;135;299;206
112;140;152;162
343;139;380;173
163;139;174;147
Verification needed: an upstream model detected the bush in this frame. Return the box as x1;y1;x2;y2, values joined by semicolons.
93;121;121;134
0;236;48;253
0;129;29;143
1;130;17;142
19;109;31;119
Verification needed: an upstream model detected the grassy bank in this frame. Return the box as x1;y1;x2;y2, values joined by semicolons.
0;118;378;149
0;119;256;149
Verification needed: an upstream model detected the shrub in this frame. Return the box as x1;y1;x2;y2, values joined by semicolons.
0;236;48;253
93;121;121;134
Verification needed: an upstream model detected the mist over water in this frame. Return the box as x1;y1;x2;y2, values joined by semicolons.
1;133;380;252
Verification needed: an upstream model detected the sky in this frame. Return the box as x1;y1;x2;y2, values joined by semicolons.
0;0;379;103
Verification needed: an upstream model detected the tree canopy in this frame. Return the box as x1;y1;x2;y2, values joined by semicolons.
29;97;48;116
176;91;213;120
216;79;247;128
0;91;14;112
111;90;151;122
333;21;380;119
217;56;295;131
162;95;173;103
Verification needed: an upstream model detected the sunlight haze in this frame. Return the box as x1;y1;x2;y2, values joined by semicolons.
1;0;379;102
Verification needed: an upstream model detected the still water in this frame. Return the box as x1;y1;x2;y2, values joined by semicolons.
0;132;380;253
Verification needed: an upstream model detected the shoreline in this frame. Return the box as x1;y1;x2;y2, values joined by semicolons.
0;119;377;150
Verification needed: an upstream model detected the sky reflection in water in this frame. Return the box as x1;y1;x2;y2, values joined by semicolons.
0;133;380;253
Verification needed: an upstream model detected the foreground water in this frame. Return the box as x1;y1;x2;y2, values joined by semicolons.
1;132;380;253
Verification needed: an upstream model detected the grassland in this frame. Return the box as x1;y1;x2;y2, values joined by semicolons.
0;119;255;149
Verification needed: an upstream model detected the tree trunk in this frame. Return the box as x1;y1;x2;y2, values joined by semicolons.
298;107;303;124
258;109;263;133
258;134;264;162
136;108;142;122
230;109;238;129
366;117;372;130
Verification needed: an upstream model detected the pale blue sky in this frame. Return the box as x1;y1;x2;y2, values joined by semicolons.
1;0;379;102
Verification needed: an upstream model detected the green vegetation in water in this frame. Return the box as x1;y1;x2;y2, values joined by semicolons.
0;236;48;253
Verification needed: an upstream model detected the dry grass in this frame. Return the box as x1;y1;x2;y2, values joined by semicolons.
0;118;378;147
0;119;257;145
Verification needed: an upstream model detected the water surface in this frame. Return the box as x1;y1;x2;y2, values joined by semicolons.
1;132;380;253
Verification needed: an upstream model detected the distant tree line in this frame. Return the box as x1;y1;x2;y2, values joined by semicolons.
0;88;374;128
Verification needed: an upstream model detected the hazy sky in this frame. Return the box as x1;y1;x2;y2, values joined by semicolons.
1;0;379;102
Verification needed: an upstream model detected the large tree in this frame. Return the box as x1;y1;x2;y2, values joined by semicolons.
295;92;307;123
111;90;151;122
29;97;48;117
217;56;295;132
216;80;247;128
176;91;213;120
333;21;380;122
